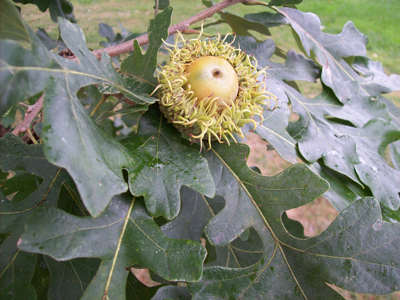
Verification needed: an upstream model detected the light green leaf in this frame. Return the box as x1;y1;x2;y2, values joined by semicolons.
0;0;30;43
279;7;368;103
337;119;400;210
353;56;400;96
285;82;399;211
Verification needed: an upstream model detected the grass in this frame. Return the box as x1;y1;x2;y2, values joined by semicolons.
19;0;400;104
19;0;400;75
22;0;400;74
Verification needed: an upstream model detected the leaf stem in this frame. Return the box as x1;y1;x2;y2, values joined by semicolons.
90;94;110;117
12;94;44;136
26;127;38;144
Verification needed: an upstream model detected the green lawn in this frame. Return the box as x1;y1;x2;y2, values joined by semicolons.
19;0;399;103
19;0;400;74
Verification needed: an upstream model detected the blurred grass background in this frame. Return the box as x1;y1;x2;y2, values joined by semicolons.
19;0;400;104
17;1;400;299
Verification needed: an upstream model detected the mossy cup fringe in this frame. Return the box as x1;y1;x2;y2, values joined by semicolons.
153;30;278;150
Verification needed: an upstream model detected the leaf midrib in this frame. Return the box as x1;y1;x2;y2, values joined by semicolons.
211;148;308;299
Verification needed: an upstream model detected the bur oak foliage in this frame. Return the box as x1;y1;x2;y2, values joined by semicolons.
1;0;400;299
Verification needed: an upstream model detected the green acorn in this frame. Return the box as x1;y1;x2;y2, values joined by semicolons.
154;31;277;149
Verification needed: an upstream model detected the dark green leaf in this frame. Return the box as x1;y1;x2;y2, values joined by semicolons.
19;194;207;300
13;0;49;11
0;281;37;300
206;228;264;268
0;171;41;203
0;134;70;290
48;0;75;23
98;21;141;66
160;186;262;268
30;255;50;300
55;18;158;105
230;36;319;163
152;285;192;300
98;22;116;45
281;197;400;298
187;143;400;299
36;28;66;51
311;163;362;212
203;143;327;246
0;13;173;216
255;103;298;163
154;0;170;11
161;186;213;242
1;31;55;116
245;11;289;27
281;212;305;239
122;105;215;220
45;256;101;300
220;11;271;37
1;0;30;43
202;0;270;38
126;271;159;300
390;141;400;171
33;123;43;138
378;96;400;173
288;85;363;185
14;0;76;23
95;103;149;125
0;105;21;128
120;7;173;88
268;0;302;5
382;206;400;224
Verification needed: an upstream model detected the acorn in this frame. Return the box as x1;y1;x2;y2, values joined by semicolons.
154;31;278;149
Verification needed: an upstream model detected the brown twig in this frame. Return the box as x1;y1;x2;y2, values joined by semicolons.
13;0;247;138
12;95;44;136
79;0;245;61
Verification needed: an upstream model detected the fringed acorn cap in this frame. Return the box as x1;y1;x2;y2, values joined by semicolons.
153;29;278;149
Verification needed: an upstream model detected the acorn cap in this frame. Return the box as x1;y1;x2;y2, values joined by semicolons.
155;32;278;149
